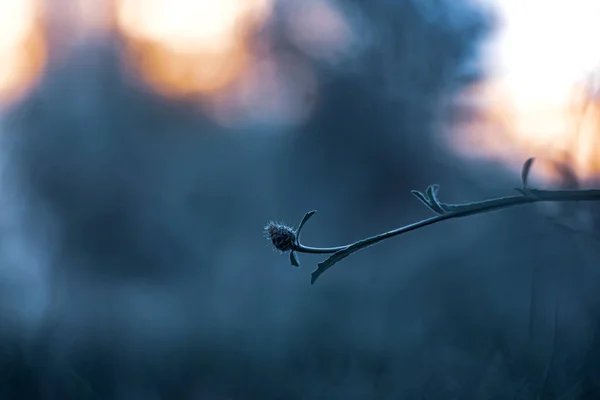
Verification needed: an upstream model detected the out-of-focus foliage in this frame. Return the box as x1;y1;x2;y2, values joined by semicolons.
0;0;598;399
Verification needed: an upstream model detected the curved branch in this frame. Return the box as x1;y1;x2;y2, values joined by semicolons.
265;159;600;284
307;188;600;284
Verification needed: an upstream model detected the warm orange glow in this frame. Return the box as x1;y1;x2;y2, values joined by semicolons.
0;0;46;105
451;0;600;183
571;80;600;178
114;0;273;96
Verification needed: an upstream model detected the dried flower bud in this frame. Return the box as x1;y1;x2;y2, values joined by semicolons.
264;221;296;252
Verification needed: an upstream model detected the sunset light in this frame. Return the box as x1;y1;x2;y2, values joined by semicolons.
0;0;46;105
453;0;600;182
115;0;273;96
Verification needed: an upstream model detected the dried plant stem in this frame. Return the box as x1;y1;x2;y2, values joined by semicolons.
298;189;600;256
266;158;600;284
302;187;600;283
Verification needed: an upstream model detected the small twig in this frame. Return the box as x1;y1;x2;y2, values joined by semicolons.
264;158;600;284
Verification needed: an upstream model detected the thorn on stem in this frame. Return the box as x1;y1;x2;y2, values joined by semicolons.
412;184;447;214
521;157;535;188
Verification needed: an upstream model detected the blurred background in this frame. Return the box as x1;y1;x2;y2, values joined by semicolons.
0;0;599;398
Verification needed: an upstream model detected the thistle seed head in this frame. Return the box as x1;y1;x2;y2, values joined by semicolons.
264;221;296;252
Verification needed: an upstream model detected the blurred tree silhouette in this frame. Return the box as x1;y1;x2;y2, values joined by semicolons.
278;0;493;232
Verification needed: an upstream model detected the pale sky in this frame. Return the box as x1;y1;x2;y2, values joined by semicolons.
492;0;600;108
456;0;600;179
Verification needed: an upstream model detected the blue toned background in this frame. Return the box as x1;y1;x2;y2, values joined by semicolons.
0;0;599;398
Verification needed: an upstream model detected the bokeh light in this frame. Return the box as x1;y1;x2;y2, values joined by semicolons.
452;0;600;182
281;0;355;65
114;0;273;96
0;0;46;105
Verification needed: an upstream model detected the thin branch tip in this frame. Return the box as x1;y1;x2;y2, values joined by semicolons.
266;158;600;284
